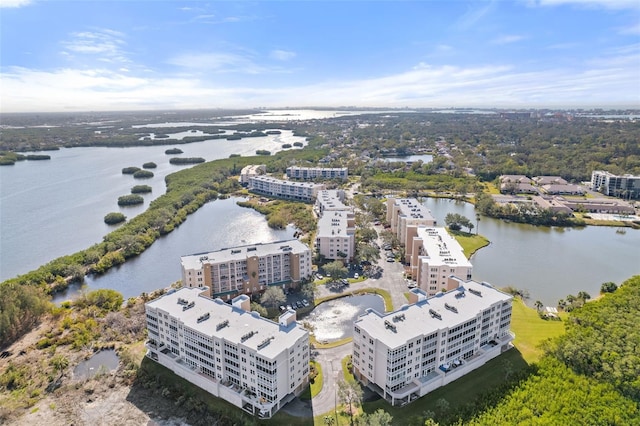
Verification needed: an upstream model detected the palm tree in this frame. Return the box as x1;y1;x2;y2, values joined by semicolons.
534;300;543;312
50;354;69;380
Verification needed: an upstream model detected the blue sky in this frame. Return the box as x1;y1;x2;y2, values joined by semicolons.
1;0;639;112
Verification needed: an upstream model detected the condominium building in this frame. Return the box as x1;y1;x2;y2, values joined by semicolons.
352;277;514;406
315;189;349;216
316;210;356;261
408;227;473;295
239;164;266;186
386;198;437;245
181;240;312;299
314;189;355;261
145;287;310;418
249;175;325;202
286;166;348;181
591;170;640;199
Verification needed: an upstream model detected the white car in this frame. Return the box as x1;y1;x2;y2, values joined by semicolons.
354;273;359;279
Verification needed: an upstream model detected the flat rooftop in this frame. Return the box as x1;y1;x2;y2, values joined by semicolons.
417;227;472;268
355;280;511;349
394;198;435;221
317;211;353;237
147;287;307;359
317;190;350;211
181;239;309;270
251;175;319;189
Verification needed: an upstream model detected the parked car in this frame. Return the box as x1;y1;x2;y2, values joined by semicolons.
302;299;310;307
354;273;359;279
279;305;286;311
341;278;349;285
316;273;323;280
387;257;395;262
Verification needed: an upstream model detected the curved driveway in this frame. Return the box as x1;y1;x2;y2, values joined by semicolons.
283;241;410;418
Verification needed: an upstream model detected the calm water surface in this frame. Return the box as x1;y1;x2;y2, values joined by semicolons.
304;294;385;341
0;131;305;280
423;198;640;306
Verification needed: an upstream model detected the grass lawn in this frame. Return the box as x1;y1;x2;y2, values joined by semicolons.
300;361;323;400
510;298;566;363
450;230;490;258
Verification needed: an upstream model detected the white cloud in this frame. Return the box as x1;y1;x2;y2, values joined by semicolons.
0;0;31;8
528;0;640;9
61;29;129;64
618;22;640;35
167;51;295;75
492;35;527;45
270;50;296;61
2;47;639;112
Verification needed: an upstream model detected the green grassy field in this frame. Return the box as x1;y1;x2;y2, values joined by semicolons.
450;231;490;258
510;298;566;363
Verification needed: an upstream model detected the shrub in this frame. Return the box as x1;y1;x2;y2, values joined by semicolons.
117;194;144;206
169;157;205;165
282;144;292;149
133;170;154;179
142;162;157;169
104;212;126;224
122;166;141;174
255;150;271;156
131;185;152;194
165;148;183;154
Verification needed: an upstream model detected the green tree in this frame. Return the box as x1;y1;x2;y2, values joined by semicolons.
337;379;363;426
260;287;286;309
301;281;316;301
600;281;618;294
250;302;268;317
534;300;543;311
324;261;348;282
50;354;69;380
358;408;393;426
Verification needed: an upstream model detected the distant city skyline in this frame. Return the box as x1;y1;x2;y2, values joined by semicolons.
1;0;639;112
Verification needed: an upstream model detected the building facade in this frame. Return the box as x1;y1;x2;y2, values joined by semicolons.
386;198;437;246
286;166;348;181
591;170;640;199
352;278;514;406
408;227;473;295
145;288;310;418
181;240;312;299
239;164;266;186
314;190;356;261
249;175;325;202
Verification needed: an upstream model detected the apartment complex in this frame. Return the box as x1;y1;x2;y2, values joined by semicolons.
591;170;640;199
386;198;437;246
249;175;325;202
408;227;473;296
352;278;514;406
145;287;310;418
239;164;266;186
181;239;312;299
314;190;355;261
286;166;348;181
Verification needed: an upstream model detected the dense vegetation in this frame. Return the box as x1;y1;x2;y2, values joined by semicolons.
142;162;157;169
133;170;154;179
131;185;152;194
122;166;141;174
236;199;316;236
255;149;271;156
104;212;127;224
169;157;205;165
165;148;183;154
463;276;640;425
25;154;51;160
117;195;144;206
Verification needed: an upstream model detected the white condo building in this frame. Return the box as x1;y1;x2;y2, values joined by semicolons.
145;288;310;418
239;164;266;186
591;170;640;199
408;227;473;295
249;175;325;202
181;240;312;299
386;198;437;246
286;166;348;181
352;278;514;406
314;190;356;261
